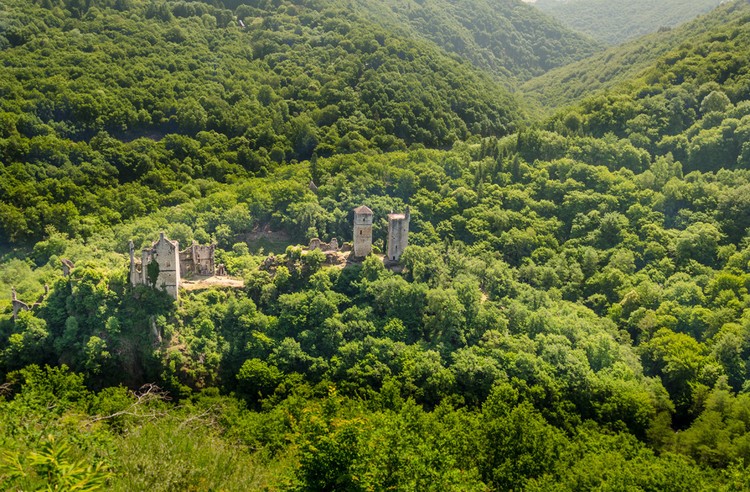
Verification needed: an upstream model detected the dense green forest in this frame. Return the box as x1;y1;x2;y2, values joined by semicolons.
3;0;750;490
0;0;533;244
534;0;722;46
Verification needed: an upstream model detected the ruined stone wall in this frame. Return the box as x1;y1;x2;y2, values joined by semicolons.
129;241;141;287
61;259;74;276
130;235;222;298
11;286;49;320
179;243;215;277
308;237;339;252
11;287;29;319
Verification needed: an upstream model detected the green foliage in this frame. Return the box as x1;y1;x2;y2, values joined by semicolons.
1;435;113;491
111;415;280;492
1;312;51;370
236;358;282;401
145;259;160;288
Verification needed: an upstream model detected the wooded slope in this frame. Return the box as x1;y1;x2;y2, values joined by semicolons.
522;0;747;110
535;0;722;45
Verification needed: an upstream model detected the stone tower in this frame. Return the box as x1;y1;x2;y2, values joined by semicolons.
353;205;373;257
386;206;410;262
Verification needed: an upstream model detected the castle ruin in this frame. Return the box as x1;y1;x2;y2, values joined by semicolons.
353;205;373;257
129;233;221;300
386;207;410;262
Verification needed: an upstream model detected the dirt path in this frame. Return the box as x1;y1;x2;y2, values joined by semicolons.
181;276;244;291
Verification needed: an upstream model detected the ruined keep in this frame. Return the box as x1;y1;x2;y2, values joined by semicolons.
130;233;219;299
386;206;410;262
130;233;181;299
353;205;373;257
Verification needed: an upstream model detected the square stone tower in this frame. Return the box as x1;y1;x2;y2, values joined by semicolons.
387;206;410;262
353;205;373;257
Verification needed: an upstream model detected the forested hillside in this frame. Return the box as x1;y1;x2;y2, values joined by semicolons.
3;0;750;490
543;0;750;179
534;0;722;45
349;0;602;81
522;0;746;110
0;0;530;244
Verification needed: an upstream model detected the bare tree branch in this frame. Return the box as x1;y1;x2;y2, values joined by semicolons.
178;404;219;429
83;384;170;427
